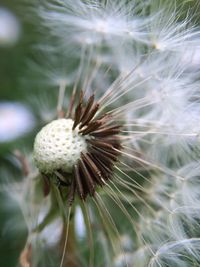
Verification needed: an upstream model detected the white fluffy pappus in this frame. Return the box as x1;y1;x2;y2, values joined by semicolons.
133;161;200;267
38;0;150;48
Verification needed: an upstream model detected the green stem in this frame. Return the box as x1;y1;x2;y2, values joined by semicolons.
60;217;78;267
50;182;78;267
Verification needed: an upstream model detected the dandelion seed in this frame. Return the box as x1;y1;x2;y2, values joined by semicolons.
38;0;150;49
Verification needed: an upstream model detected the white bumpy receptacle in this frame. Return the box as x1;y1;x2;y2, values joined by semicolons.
33;119;87;173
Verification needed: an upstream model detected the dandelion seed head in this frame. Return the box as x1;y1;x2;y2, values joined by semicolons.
33;118;87;173
33;89;122;203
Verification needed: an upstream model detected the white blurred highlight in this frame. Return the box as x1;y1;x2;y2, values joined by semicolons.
0;7;21;46
41;217;63;246
75;206;86;239
0;102;35;142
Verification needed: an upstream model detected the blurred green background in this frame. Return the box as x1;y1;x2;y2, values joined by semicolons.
0;0;199;266
0;1;42;266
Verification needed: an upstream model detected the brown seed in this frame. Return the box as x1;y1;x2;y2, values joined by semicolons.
81;152;105;186
42;174;51;197
91;146;118;162
73;102;83;130
88;139;114;150
74;164;85;200
80;103;100;128
79;120;103;135
90;153;113;180
91;125;121;137
80;94;95;123
78;158;95;196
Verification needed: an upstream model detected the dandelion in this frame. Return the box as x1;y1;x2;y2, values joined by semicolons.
30;68;152;266
33;94;122;203
147;4;200;52
3;1;200;267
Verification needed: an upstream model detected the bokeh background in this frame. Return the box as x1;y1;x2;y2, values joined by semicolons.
0;0;200;266
0;1;44;266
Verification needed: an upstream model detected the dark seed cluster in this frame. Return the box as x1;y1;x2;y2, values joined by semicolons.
49;91;122;205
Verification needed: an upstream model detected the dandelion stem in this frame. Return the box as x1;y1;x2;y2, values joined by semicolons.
51;184;78;267
60;208;78;267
